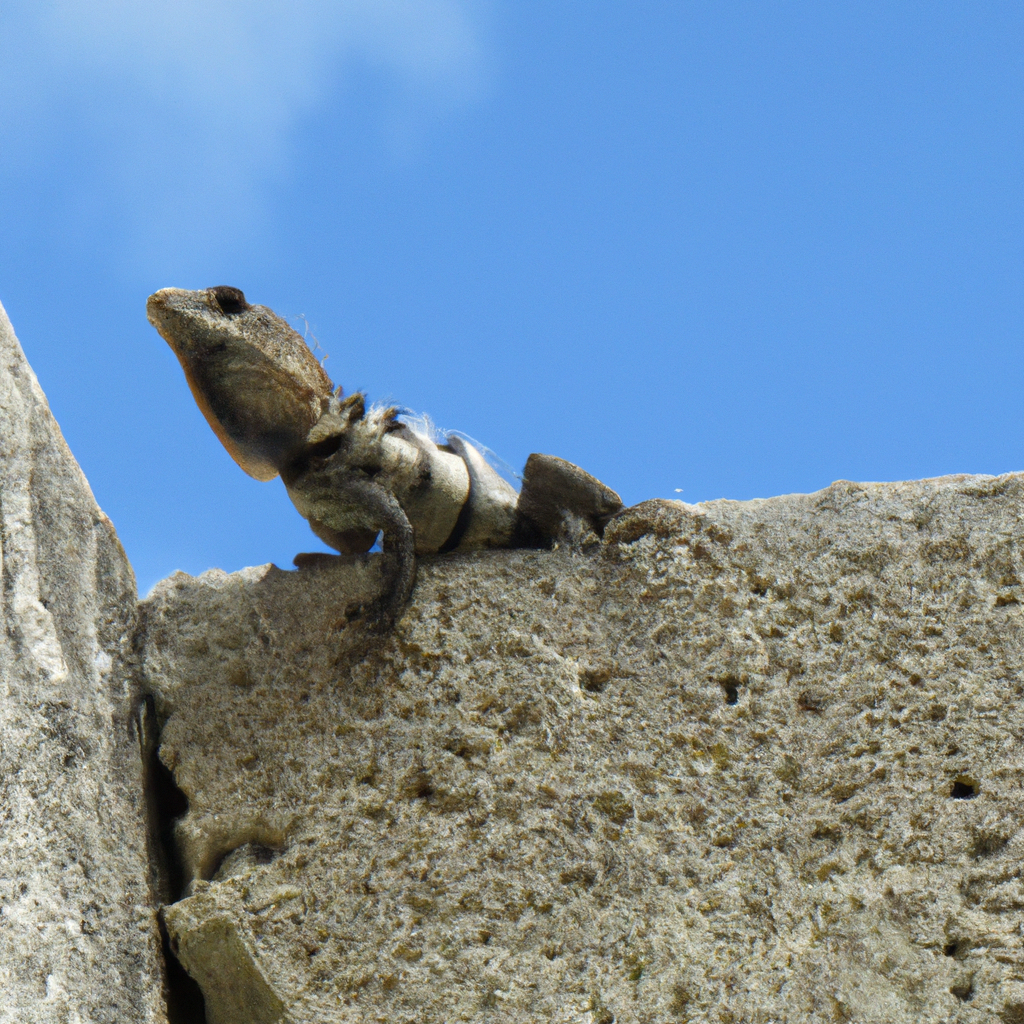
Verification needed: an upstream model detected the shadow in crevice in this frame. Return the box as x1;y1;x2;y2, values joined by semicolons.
137;694;208;1024
159;916;208;1024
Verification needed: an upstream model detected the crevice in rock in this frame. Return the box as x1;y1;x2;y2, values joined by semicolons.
159;915;208;1024
137;694;207;1023
138;694;189;901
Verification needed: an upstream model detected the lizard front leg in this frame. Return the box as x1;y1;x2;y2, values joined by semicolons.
286;472;416;629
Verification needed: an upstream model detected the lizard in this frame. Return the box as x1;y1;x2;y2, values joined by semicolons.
147;285;624;627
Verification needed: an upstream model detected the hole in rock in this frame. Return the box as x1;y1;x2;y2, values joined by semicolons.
950;778;978;800
210;842;282;882
950;978;974;1002
943;941;959;957
720;677;740;705
580;667;612;693
198;822;289;883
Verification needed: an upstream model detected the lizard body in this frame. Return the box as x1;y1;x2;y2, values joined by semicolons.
147;285;622;626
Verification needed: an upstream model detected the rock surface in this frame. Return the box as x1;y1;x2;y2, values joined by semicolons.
0;301;165;1023
139;474;1024;1024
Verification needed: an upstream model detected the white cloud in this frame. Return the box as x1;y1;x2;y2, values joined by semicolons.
0;0;487;258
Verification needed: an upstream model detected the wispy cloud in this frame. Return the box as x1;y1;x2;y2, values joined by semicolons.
0;0;487;259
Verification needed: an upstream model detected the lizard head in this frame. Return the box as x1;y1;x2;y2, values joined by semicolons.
147;286;336;481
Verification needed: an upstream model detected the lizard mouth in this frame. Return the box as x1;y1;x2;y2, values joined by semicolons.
145;287;235;357
145;287;194;336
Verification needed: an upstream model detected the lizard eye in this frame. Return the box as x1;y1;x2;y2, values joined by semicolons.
210;286;250;315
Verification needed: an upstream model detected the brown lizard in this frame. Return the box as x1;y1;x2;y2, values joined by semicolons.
147;285;623;626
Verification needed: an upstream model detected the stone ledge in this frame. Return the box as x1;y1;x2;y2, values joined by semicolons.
140;474;1024;1023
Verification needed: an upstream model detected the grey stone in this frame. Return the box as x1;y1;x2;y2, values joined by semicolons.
139;475;1024;1023
0;301;165;1023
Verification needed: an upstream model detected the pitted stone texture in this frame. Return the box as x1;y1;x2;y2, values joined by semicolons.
0;301;164;1023
143;476;1024;1023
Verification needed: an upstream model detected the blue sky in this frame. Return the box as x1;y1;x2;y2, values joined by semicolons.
0;2;1021;595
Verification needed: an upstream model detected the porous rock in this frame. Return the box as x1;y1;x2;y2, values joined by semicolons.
0;301;165;1023
140;473;1024;1023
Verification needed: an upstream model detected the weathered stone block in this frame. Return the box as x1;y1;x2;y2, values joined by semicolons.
140;477;1024;1023
0;301;165;1023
